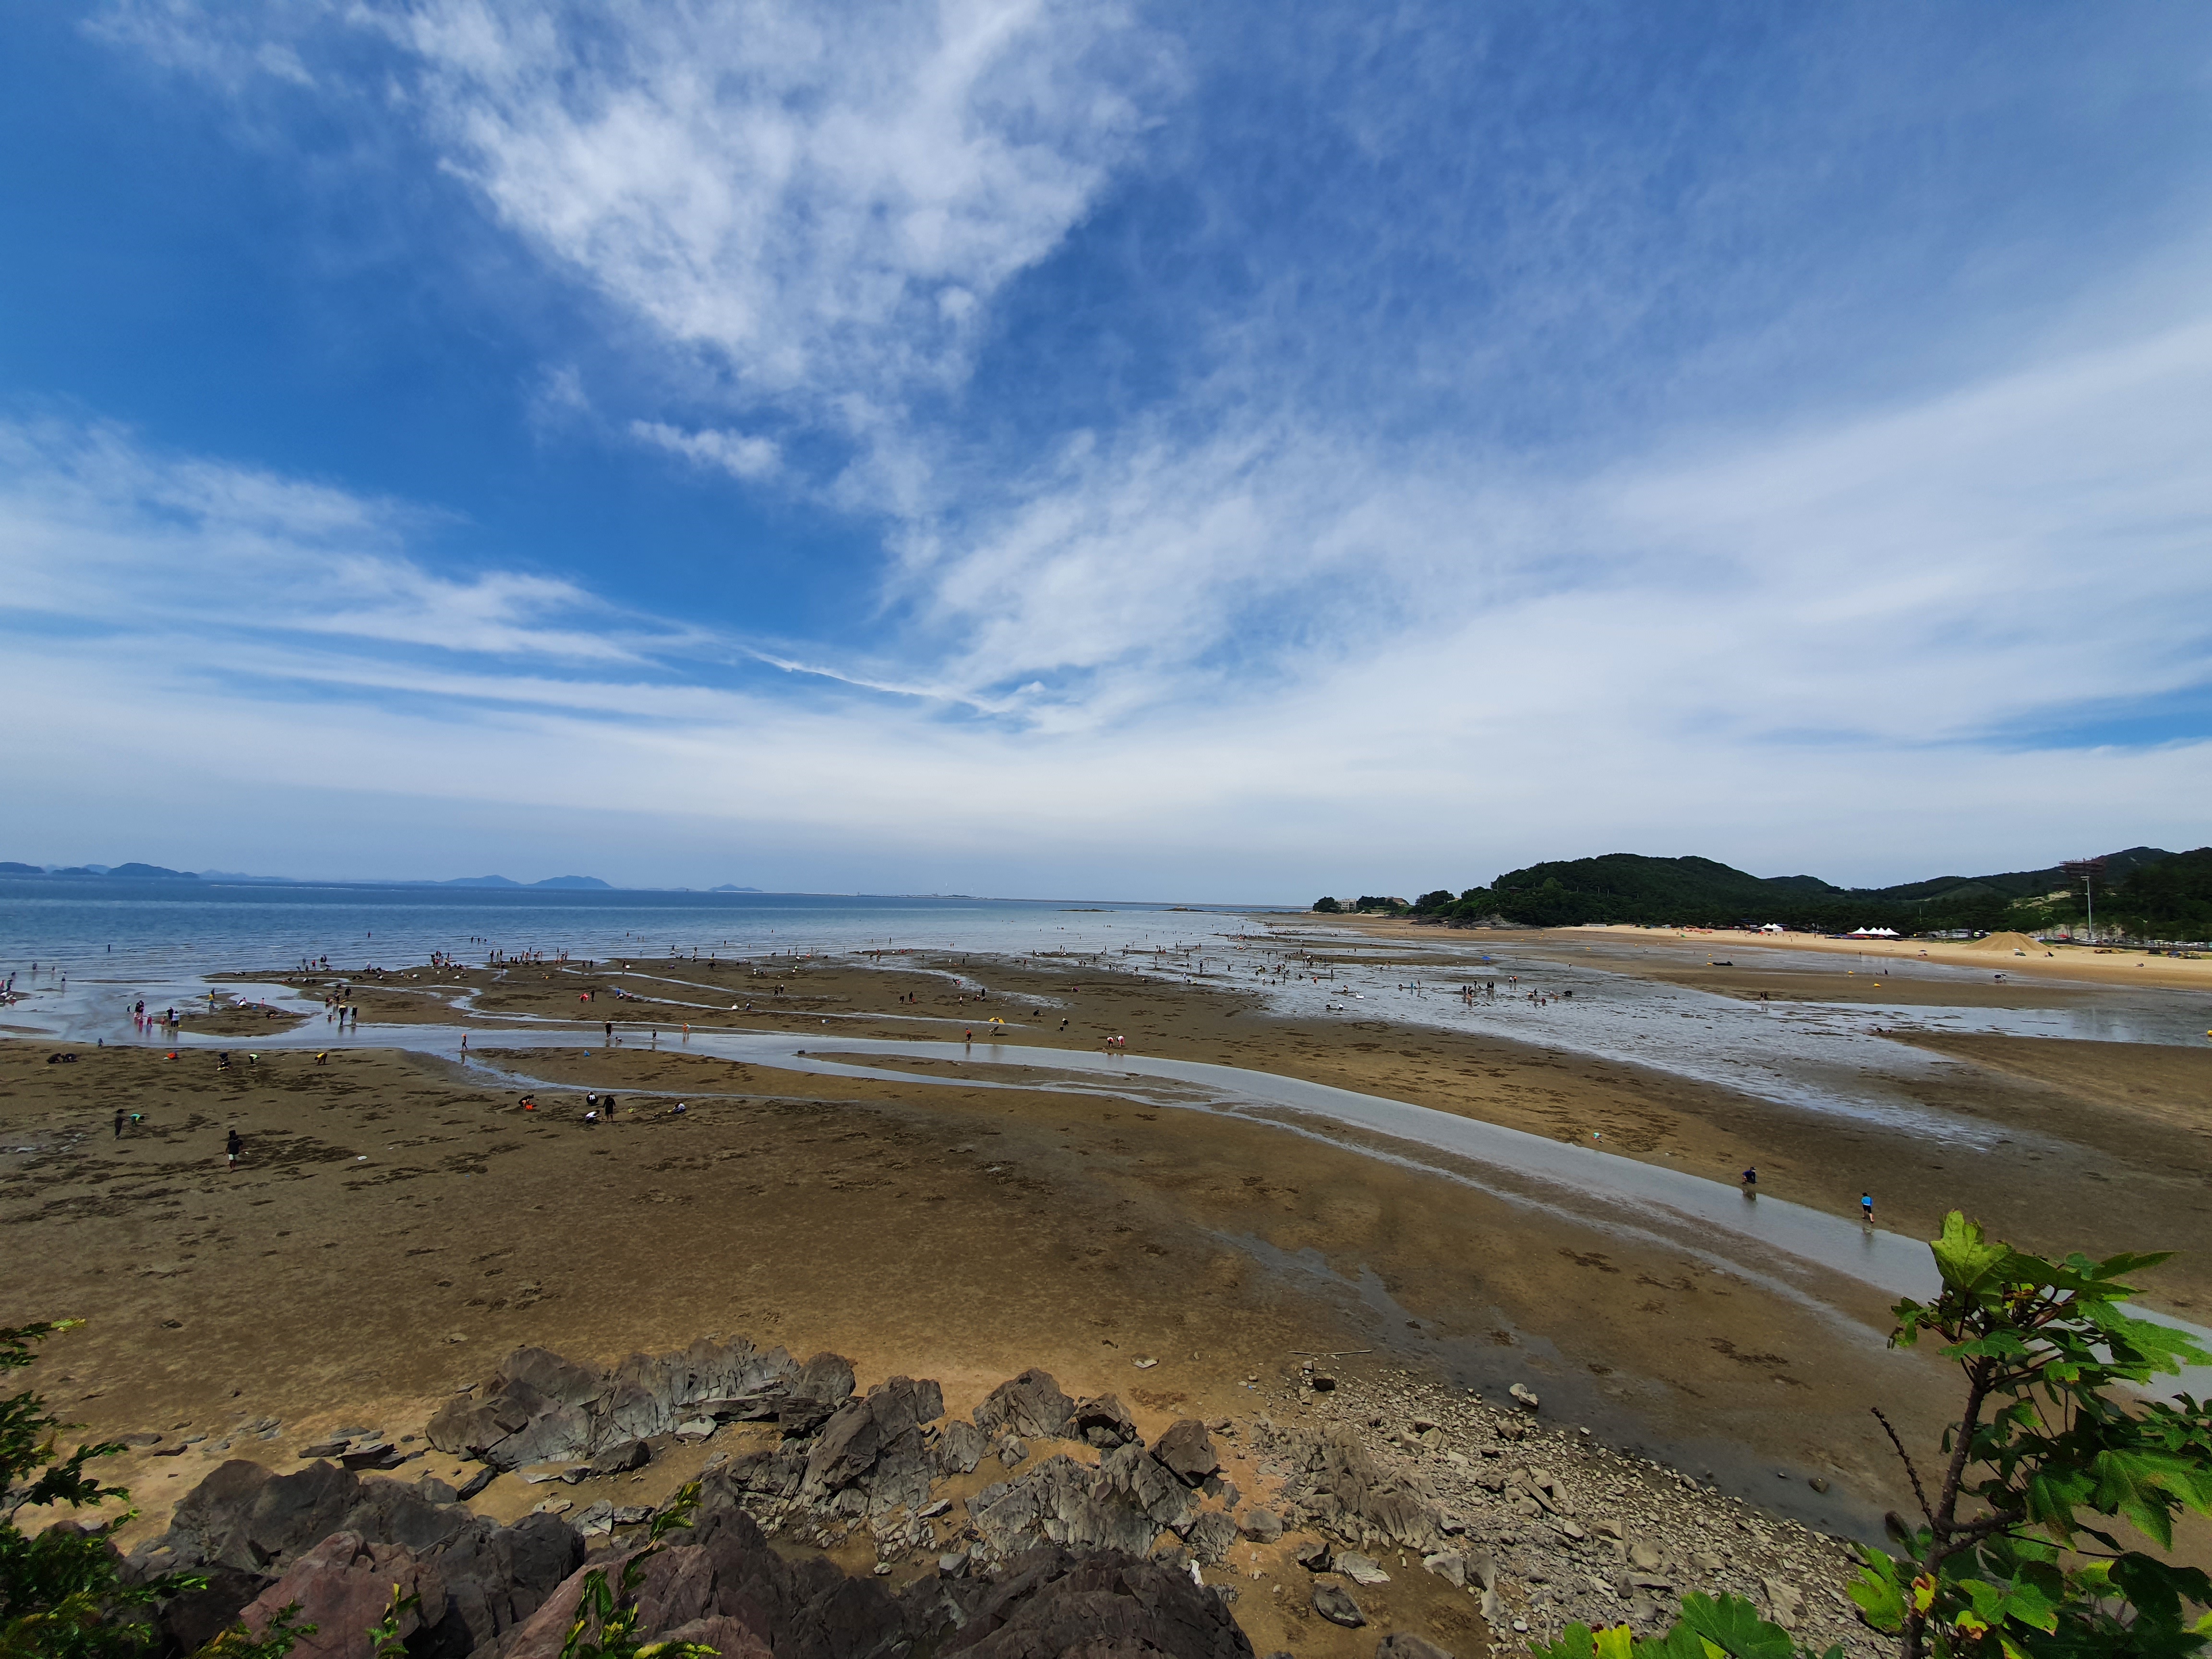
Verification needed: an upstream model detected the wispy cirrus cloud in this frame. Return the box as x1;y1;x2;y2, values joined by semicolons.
0;418;661;665
630;420;781;481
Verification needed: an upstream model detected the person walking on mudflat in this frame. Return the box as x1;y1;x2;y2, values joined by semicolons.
1861;1191;1874;1226
1741;1166;1756;1195
225;1128;242;1170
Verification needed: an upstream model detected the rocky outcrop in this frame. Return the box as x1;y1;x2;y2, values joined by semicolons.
972;1369;1073;1442
426;1337;855;1473
1265;1421;1447;1554
1068;1393;1139;1449
129;1463;582;1659
799;1376;945;1520
238;1532;445;1659
916;1545;1254;1659
1153;1419;1220;1488
970;1456;1160;1559
1097;1440;1198;1534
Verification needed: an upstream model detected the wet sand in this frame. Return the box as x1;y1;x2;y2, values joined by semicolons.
9;936;2212;1647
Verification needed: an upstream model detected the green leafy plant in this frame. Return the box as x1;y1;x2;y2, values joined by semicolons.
1857;1213;2212;1659
186;1604;313;1659
365;1583;419;1659
1536;1592;1839;1659
558;1483;716;1659
1535;1215;2212;1659
0;1319;226;1659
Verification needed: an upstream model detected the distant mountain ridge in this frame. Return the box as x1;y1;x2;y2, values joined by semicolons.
0;865;618;889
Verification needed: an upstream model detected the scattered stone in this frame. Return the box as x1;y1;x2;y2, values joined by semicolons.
1239;1507;1284;1543
1421;1551;1466;1587
1508;1383;1540;1412
1294;1538;1333;1573
1764;1577;1804;1628
1309;1373;1336;1392
1314;1581;1366;1627
587;1438;651;1479
1336;1552;1391;1586
456;1466;496;1500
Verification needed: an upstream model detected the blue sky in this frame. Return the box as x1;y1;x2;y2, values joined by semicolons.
1;2;2208;898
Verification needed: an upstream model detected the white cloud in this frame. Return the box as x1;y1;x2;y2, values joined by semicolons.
3;336;2209;895
371;0;1163;424
0;419;656;664
631;420;780;481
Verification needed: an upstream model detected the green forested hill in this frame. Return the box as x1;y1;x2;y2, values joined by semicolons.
1378;845;2192;933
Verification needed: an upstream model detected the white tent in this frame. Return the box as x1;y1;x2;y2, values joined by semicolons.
1848;926;1900;938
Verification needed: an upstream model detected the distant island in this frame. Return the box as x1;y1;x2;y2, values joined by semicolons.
437;874;613;890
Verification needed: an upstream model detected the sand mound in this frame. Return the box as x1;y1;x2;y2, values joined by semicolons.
1961;930;2044;954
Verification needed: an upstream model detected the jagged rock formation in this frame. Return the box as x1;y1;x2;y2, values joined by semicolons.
126;1460;582;1658
127;1340;1275;1659
425;1338;854;1470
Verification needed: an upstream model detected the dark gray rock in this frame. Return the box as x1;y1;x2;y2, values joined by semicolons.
498;1346;604;1409
970;1455;1159;1560
1153;1419;1219;1487
1186;1510;1239;1565
1069;1393;1139;1449
413;1512;583;1659
720;1441;809;1505
801;1376;944;1518
973;1369;1074;1442
588;1438;651;1478
1238;1507;1284;1543
236;1531;445;1659
938;1419;987;1476
1097;1441;1196;1533
132;1458;580;1659
1314;1581;1366;1627
433;1338;856;1474
914;1545;1254;1659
